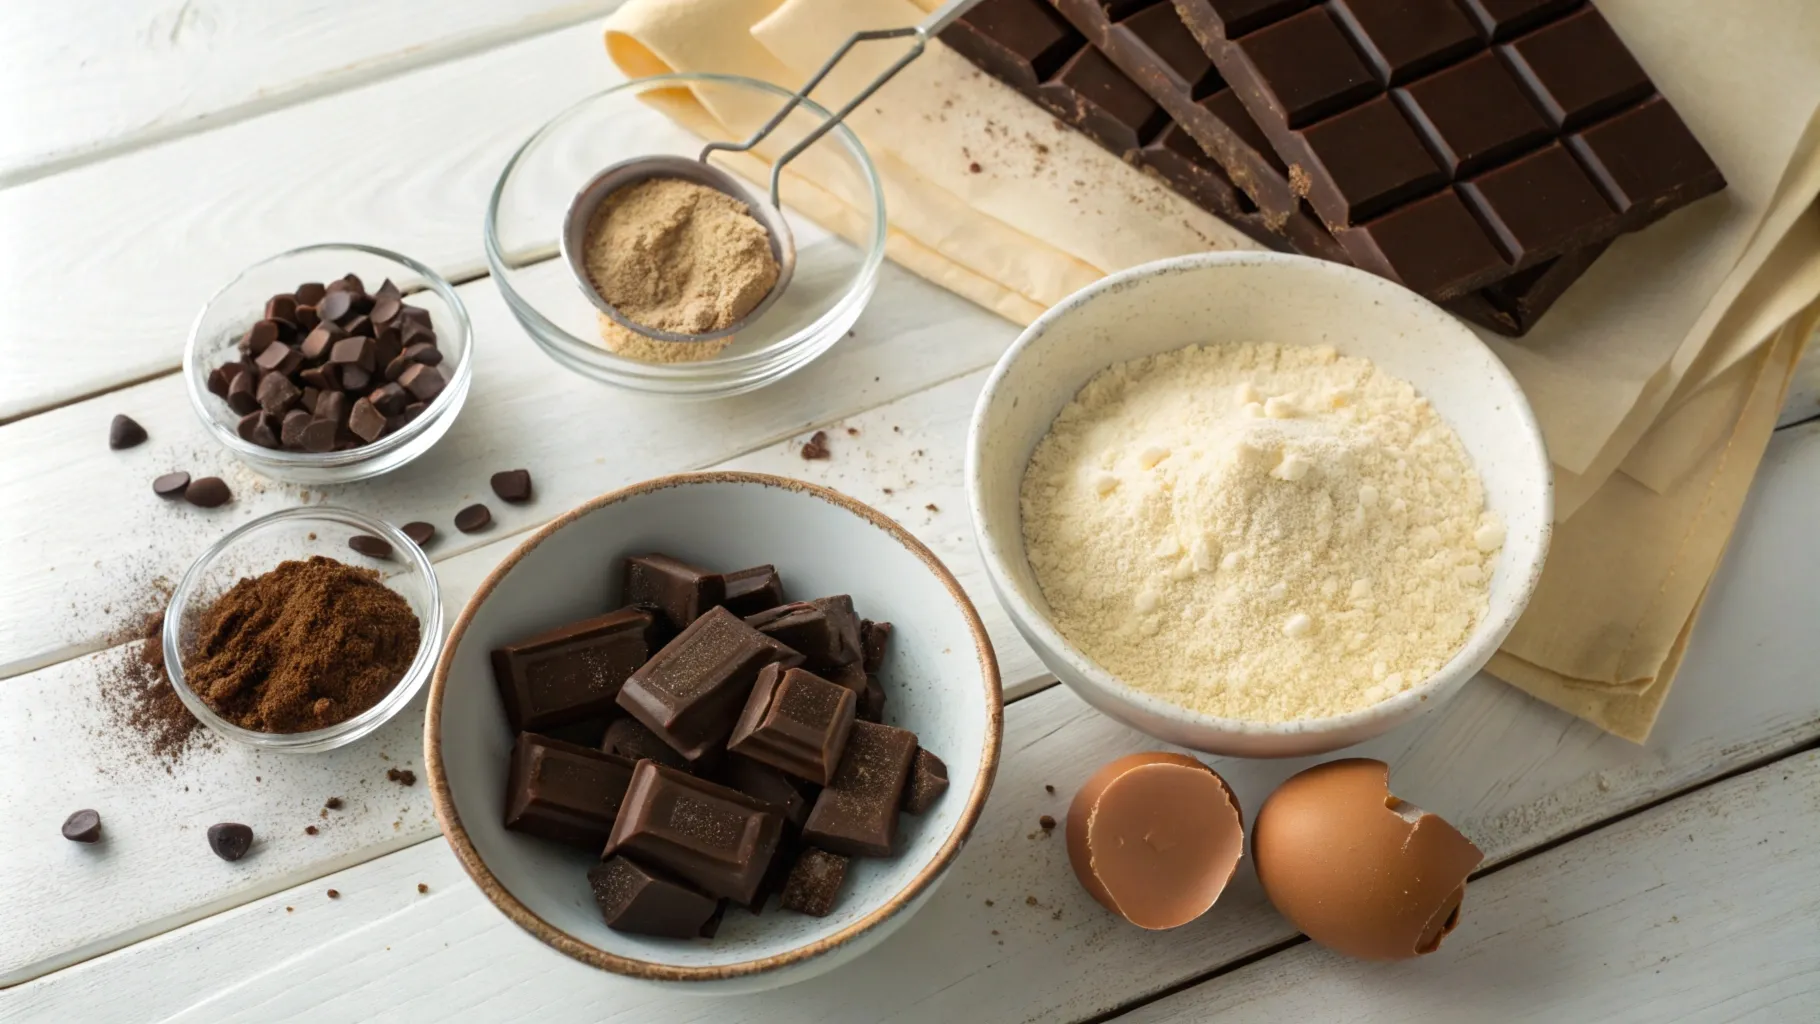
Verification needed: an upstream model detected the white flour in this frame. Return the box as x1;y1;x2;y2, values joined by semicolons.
1020;343;1503;722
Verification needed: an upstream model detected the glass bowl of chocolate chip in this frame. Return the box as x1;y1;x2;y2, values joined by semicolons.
163;505;443;753
183;243;473;484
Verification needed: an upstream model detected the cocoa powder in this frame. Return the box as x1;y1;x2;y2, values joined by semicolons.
99;605;215;769
184;556;420;733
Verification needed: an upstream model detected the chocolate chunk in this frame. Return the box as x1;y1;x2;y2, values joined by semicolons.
318;289;355;324
401;521;435;547
721;564;786;616
504;733;638;849
255;371;300;417
604;760;784;904
206;365;233;397
347;534;393;560
301;418;338;453
799;430;831;460
61;809;102;843
454;503;491;533
779;848;849;917
368;382;408;416
240;319;279;357
280;409;312;448
860;676;887;723
184;476;231;508
338;364;372;393
347;397;386;442
743;596;860;673
588;856;721;938
491;606;659;733
370;282;404;327
802;720;918;857
402;402;427;421
299;364;336;391
600;716;694;772
617;606;803;761
825;660;869;700
295;282;327;306
300;324;340;362
860;619;893;674
226;371;259;415
718;753;814;829
329;335;376;372
902;748;950;815
397;362;446;402
265;294;298;324
622;553;727;632
490;468;533;504
728;665;858;786
108;414;147;450
334;272;365;294
293;305;320;332
383;352;413;382
236;410;280;449
254;341;303;377
314;390;348;427
206;822;254;861
404;341;442;366
152;471;191;498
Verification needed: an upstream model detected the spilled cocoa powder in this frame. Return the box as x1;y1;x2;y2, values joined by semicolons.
98;604;215;769
184;556;420;733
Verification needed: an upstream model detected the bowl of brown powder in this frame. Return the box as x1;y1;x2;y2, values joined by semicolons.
162;506;441;753
484;73;885;399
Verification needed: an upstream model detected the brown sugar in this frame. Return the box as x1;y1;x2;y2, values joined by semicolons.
183;556;419;733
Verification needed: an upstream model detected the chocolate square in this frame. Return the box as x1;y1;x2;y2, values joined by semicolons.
744;598;860;674
1229;6;1379;128
1458;0;1582;42
503;733;637;849
1328;0;1479;84
1394;51;1552;176
802;721;918;857
902;748;950;815
622;553;727;632
1295;94;1445;225
1340;188;1509;297
728;665;858;786
1568;96;1726;217
937;0;1083;93
604;761;784;904
1501;6;1652;129
588;856;720;938
779;848;849;917
491;605;658;732
616;606;803;761
600;716;694;773
1203;0;1312;38
721;564;786;616
1459;142;1616;265
1119;1;1223;98
1039;47;1170;153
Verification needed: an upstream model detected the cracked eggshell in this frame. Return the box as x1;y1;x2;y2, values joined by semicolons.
1066;752;1244;930
1253;758;1482;960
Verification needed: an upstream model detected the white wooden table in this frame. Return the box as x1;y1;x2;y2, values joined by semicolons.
4;4;1818;1021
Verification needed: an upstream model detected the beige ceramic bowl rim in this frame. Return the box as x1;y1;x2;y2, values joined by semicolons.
425;471;1005;982
967;250;1553;742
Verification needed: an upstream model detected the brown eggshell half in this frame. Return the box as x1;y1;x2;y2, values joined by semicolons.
1066;752;1244;930
1252;758;1483;960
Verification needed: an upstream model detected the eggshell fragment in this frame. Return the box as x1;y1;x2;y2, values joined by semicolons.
1253;758;1482;960
1066;752;1244;930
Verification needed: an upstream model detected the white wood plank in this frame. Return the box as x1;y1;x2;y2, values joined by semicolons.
0;22;619;420
0;254;1017;681
1118;750;1820;1024
0;0;623;184
12;422;1818;1020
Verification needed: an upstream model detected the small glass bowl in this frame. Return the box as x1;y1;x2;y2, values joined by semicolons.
183;243;473;484
485;73;886;400
163;507;443;753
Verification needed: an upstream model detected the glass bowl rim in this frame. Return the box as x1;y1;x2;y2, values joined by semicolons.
162;505;444;752
182;242;474;468
482;71;888;382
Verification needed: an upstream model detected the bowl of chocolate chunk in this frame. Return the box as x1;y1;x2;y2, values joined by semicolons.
163;506;441;753
426;472;1000;990
968;251;1552;759
183;243;472;483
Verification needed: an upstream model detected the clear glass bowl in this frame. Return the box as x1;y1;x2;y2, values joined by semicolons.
183;243;473;484
485;73;886;399
163;507;442;753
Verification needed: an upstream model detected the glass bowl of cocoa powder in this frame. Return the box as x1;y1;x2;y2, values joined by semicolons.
163;506;443;753
485;73;886;399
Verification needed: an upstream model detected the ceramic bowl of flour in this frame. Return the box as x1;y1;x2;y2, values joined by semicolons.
967;252;1551;759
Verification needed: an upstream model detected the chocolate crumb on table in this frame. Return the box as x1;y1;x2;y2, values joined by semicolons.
387;767;416;786
324;796;344;810
326;889;340;899
1039;815;1057;831
417;883;429;894
304;825;319;835
800;430;831;460
1044;784;1055;794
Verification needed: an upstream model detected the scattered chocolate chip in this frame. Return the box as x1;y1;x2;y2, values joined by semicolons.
326;888;340;899
1044;784;1055;794
108;415;147;450
1039;815;1056;831
401;521;435;548
800;430;831;460
489;469;533;504
347;534;393;560
925;503;940;512
1026;895;1038;906
325;797;344;810
969;161;983;173
152;471;191;498
417;883;429;894
304;825;319;836
184;477;232;508
387;767;416;787
207;822;255;861
453;504;491;534
61;809;102;843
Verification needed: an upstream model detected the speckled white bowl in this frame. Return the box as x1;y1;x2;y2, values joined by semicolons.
967;252;1551;759
427;473;1001;992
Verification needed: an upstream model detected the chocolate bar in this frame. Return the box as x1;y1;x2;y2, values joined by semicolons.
490;606;658;732
622;553;725;632
721;564;786;616
744;597;861;674
604;760;785;905
802;720;919;857
588;855;721;938
1170;0;1725;296
503;733;637;849
727;664;858;786
616;605;804;761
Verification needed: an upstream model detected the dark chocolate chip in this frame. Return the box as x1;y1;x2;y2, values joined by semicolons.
318;289;354;324
206;365;233;397
226;372;259;415
300;325;340;362
368;382;408;416
301;418;338;453
152;471;191;498
347;534;393;560
454;503;492;533
265;294;298;324
343;314;373;339
240;320;279;357
338;364;372;392
347;397;386;442
207;822;254;861
108;414;147;450
295;282;327;305
280;409;312;448
398;363;446;402
403;342;442;366
61;809;102;843
256;372;300;417
254;341;302;377
185;476;232;508
401;521;435;547
371;291;403;327
489;469;533;504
